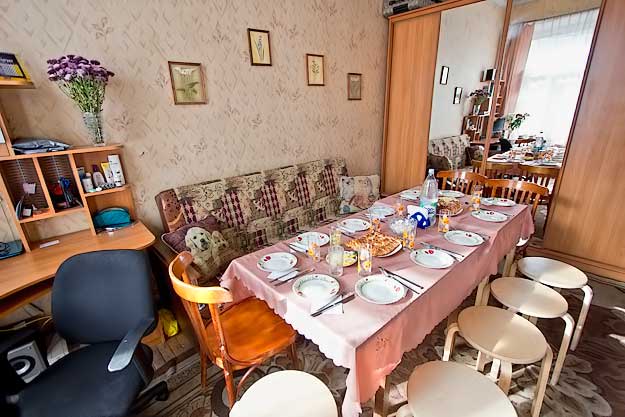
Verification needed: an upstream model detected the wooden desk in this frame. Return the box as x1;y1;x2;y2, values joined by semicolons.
0;221;155;316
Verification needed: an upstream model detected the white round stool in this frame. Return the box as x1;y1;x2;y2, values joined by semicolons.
396;360;517;417
490;277;574;385
518;257;592;350
229;370;337;417
445;306;553;417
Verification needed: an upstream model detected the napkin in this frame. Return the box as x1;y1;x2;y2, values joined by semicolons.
310;295;344;315
268;269;298;281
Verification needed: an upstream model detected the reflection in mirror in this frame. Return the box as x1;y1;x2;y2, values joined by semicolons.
428;0;506;172
500;0;600;150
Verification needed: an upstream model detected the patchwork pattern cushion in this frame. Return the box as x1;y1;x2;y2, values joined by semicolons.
339;175;380;214
428;134;471;169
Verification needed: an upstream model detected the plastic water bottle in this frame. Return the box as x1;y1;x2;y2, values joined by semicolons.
420;169;438;225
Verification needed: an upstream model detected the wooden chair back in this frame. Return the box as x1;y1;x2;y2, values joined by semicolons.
437;170;487;194
483;161;515;179
168;252;233;365
486;179;549;218
520;165;560;190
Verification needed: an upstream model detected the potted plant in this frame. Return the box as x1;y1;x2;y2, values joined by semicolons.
468;88;490;115
47;55;115;146
506;112;530;131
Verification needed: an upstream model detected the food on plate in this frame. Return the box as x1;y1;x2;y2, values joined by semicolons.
345;231;401;257
523;152;534;160
437;197;462;215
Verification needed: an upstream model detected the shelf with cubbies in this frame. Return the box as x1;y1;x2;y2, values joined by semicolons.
0;144;135;252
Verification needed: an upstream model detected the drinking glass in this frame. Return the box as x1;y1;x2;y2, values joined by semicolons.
307;233;321;263
394;197;406;217
328;245;344;278
471;184;483;211
357;244;372;277
403;219;417;250
438;209;450;233
329;225;342;246
367;207;382;233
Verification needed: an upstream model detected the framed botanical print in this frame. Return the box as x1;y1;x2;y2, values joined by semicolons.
347;73;362;100
453;87;462;104
440;66;449;85
167;61;207;105
247;28;272;66
306;54;324;86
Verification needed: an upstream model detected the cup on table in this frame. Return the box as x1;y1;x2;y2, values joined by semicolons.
329;225;342;246
438;209;450;233
357;244;372;277
394;197;406;217
328;245;344;278
402;220;417;250
471;184;483;211
307;233;321;263
368;208;382;233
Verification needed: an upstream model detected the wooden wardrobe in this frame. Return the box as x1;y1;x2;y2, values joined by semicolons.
531;0;625;283
381;0;484;194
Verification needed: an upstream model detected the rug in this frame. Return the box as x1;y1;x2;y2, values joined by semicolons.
139;281;624;417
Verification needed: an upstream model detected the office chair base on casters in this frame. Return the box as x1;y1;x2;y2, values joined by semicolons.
130;381;169;414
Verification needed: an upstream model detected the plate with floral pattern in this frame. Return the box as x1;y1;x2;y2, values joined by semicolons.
355;275;406;304
257;252;298;272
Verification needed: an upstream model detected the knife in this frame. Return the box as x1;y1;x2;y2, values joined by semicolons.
379;267;424;290
311;292;355;317
336;226;356;237
273;268;315;286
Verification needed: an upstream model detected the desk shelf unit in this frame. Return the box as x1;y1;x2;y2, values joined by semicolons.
0;144;135;252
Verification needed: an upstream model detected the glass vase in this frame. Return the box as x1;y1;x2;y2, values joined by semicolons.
82;111;105;146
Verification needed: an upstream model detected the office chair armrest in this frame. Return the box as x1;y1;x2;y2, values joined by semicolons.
107;317;154;372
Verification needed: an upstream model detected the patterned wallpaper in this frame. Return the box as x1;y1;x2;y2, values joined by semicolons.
0;0;388;236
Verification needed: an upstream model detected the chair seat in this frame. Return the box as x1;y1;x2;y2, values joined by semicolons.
491;277;568;319
230;370;337;417
405;361;516;417
458;306;547;364
17;342;150;417
518;257;587;289
205;297;296;368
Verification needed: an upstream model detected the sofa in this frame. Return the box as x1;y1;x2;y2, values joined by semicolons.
428;134;471;170
154;158;348;284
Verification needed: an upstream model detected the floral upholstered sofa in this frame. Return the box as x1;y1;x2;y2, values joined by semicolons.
428;134;471;170
155;158;348;284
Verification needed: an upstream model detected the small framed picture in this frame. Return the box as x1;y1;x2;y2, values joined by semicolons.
440;66;449;85
347;73;362;100
482;68;496;82
453;87;462;104
0;53;26;79
247;28;272;66
167;61;207;105
306;54;324;86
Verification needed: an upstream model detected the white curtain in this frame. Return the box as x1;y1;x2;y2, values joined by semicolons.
514;9;599;145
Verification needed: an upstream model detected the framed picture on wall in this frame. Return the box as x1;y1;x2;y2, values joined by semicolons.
306;54;324;86
347;73;362;100
167;61;207;105
453;87;462;104
440;66;449;85
247;29;272;66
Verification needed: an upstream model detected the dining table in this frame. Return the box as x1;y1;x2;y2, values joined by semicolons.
220;192;535;417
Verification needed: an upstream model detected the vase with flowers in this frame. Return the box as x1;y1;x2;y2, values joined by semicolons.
47;55;115;146
468;88;490;115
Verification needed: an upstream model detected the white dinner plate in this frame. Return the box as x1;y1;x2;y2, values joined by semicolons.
410;248;455;269
439;190;464;198
257;252;298;272
399;189;420;200
368;205;395;217
355;275;406;305
482;197;515;207
444;230;484;246
292;274;340;302
295;231;330;246
471;210;508;222
339;218;371;232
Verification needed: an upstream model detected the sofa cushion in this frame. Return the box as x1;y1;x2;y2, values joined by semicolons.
339;175;380;214
161;216;242;283
428;134;470;169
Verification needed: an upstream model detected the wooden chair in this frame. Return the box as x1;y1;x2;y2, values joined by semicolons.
471;160;515;179
520;164;560;211
436;170;487;194
168;252;298;408
486;179;549;218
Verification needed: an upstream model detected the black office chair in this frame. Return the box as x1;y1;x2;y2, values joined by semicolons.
1;250;168;417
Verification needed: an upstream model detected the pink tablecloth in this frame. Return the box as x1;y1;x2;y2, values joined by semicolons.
221;195;534;417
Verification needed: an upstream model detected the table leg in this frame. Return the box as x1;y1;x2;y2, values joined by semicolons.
443;323;459;361
374;375;391;417
475;276;490;306
476;351;491;372
571;284;593;351
503;247;515;276
497;360;512;394
551;313;574;385
531;347;553;417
